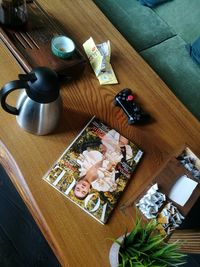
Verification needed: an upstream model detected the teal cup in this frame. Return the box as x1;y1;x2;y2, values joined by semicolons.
51;35;75;59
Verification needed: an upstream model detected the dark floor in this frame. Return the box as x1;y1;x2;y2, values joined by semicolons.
181;198;200;267
0;164;199;267
0;164;61;267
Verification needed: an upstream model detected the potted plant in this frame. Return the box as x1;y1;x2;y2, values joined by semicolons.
109;217;186;267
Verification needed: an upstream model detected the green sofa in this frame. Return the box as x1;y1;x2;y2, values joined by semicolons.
94;0;200;121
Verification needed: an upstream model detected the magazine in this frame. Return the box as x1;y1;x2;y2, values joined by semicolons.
43;117;143;224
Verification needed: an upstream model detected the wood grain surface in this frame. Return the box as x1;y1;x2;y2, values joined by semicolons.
0;1;86;80
0;1;200;266
169;229;200;254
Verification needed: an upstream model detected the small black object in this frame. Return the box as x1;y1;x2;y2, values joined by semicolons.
114;88;150;125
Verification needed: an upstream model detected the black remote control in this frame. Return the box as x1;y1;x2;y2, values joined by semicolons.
114;88;150;125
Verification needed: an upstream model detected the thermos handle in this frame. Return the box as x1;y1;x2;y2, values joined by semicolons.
0;80;29;115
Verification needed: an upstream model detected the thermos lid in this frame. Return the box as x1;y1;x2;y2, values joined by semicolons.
21;67;60;103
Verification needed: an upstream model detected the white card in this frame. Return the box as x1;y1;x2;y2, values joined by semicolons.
168;175;198;206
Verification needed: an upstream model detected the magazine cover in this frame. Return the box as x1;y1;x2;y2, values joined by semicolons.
43;117;143;224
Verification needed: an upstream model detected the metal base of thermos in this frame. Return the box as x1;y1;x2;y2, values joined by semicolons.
16;91;62;135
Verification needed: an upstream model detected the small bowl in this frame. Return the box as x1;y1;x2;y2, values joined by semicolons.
51;36;75;59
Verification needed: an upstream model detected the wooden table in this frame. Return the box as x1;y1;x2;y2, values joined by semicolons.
0;1;200;266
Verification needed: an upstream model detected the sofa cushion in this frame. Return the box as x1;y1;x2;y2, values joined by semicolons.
153;0;200;43
140;36;200;120
93;0;176;51
187;37;200;66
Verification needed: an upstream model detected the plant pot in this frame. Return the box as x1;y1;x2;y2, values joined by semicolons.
109;235;124;267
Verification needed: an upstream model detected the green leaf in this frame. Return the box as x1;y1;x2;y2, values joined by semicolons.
126;246;140;257
125;218;143;245
140;237;164;252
